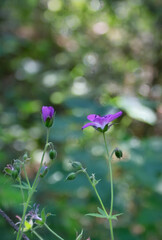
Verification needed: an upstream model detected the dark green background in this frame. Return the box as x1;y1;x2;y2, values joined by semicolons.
0;0;162;239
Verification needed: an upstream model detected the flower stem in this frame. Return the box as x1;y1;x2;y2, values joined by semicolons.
32;230;44;240
103;132;114;240
22;164;31;189
18;177;25;203
16;129;49;240
44;223;64;240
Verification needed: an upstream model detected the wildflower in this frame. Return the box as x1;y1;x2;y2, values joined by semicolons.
42;106;55;128
82;111;122;133
27;204;42;221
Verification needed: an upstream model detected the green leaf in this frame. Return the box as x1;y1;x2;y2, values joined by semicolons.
35;219;44;226
12;184;30;190
41;208;46;223
97;207;107;217
86;213;107;219
113;213;123;219
76;230;83;240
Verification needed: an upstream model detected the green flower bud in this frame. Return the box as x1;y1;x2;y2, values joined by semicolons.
4;166;13;176
12;170;19;180
72;162;83;171
49;149;57;160
23;153;28;161
66;172;76;181
115;148;123;159
39;166;48;178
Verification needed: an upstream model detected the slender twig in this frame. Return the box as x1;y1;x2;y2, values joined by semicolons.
0;209;30;240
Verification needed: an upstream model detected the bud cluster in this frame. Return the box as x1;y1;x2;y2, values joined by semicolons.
66;161;83;181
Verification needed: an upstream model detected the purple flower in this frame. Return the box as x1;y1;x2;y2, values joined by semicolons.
27;204;42;221
82;111;122;132
42;106;55;128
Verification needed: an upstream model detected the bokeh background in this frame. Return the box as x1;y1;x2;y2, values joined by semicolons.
0;0;162;239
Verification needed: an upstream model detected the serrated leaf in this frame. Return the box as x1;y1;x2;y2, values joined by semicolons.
41;208;46;223
112;213;123;219
97;207;107;217
12;184;30;190
86;213;107;219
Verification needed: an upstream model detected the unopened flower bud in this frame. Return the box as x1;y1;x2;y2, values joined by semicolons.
72;161;83;171
4;164;13;176
13;162;21;174
115;148;123;159
23;153;28;161
66;172;76;181
42;106;55;128
12;170;19;180
39;166;48;178
49;149;57;160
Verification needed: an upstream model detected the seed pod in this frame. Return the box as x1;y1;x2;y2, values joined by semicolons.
115;148;123;159
66;172;76;181
49;150;57;160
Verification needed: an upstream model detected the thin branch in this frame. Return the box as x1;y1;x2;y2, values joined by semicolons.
0;208;30;240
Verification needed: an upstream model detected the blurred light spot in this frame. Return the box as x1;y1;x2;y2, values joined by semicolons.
13;140;25;151
129;138;141;148
155;180;162;194
65;15;80;30
9;125;24;137
71;0;86;8
83;53;98;66
48;171;64;184
131;224;145;235
93;22;109;35
50;92;64;104
26;140;37;151
77;187;89;198
139;84;150;97
47;0;62;12
56;35;78;52
29;127;42;139
71;77;90;95
42;72;58;87
33;150;49;164
0;112;16;125
91;145;104;156
72;108;84;117
151;84;162;99
22;58;41;74
63;157;73;171
55;53;69;66
117;96;157;125
90;0;103;11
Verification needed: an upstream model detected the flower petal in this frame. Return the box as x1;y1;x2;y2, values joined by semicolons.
42;106;54;122
87;114;97;121
105;111;122;123
82;122;98;130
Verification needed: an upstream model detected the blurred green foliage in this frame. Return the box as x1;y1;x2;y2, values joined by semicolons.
0;0;162;239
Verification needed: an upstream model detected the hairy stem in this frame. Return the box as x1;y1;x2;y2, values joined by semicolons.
16;129;49;240
0;209;29;240
44;223;64;240
103;132;114;240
